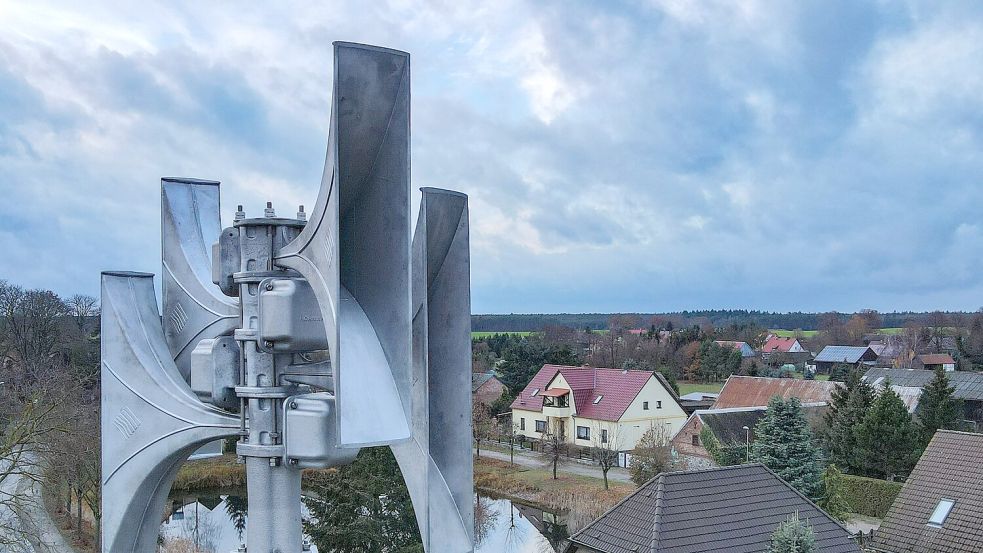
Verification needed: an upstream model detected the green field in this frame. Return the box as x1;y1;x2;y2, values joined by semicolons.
471;331;534;338
678;381;725;396
770;327;904;338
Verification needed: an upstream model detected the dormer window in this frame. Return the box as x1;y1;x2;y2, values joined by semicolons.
928;499;955;527
593;396;603;404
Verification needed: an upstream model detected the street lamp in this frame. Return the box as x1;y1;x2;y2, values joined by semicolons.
742;426;750;463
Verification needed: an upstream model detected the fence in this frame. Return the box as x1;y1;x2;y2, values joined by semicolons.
487;434;621;465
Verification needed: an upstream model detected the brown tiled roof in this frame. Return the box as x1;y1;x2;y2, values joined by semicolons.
916;353;956;366
567;464;859;553
712;376;841;409
872;431;983;553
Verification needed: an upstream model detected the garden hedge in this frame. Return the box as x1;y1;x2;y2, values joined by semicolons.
841;474;903;518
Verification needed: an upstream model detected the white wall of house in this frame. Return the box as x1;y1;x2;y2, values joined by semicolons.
789;340;805;353
510;375;688;451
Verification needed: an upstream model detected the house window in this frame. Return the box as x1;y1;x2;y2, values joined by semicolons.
928;499;955;527
657;401;662;409
692;434;700;446
520;418;525;431
601;429;608;444
643;401;649;410
593;395;603;404
577;426;590;440
535;420;547;433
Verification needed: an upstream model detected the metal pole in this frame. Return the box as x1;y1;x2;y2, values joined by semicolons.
743;425;750;463
234;207;304;553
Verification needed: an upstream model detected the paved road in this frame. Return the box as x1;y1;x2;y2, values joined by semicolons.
476;447;632;484
0;455;76;553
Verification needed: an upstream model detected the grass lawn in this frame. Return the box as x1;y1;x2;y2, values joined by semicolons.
678;381;725;395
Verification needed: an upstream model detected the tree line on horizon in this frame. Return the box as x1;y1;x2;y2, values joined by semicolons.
472;309;982;333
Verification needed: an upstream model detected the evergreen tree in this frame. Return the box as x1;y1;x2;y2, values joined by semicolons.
817;465;850;521
303;447;422;552
769;512;816;553
855;384;921;479
819;370;875;474
916;367;963;446
828;363;852;383
752;397;825;501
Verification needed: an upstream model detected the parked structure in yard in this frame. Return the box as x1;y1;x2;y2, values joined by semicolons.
510;364;687;452
714;340;755;357
472;372;507;406
862;368;983;428
671;403;828;469
871;431;983;553
814;345;879;374
912;353;956;372
760;335;805;358
565;464;860;553
712;375;841;409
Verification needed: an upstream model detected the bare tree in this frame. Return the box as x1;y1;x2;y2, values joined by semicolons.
590;424;621;490
472;403;494;458
540;427;567;480
628;424;676;486
0;283;68;380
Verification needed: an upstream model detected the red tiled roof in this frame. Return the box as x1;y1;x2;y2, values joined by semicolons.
715;340;748;350
760;336;798;353
510;364;670;422
713;376;841;409
917;353;955;366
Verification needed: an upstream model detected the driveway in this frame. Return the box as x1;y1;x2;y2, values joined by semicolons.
476;446;632;484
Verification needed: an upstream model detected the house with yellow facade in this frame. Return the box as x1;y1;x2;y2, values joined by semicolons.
510;364;687;455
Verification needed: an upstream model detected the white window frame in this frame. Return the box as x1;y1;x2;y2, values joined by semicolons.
576;426;590;440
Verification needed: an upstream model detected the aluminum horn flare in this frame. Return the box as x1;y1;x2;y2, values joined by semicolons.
276;42;413;447
100;271;239;553
391;187;474;552
161;177;238;382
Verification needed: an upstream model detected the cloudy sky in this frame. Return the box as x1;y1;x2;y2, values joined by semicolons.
1;1;982;314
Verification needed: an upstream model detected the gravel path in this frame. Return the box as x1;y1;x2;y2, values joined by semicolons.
0;456;77;553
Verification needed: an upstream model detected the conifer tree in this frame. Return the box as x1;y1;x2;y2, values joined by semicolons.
855;383;921;479
916;367;963;446
818;465;850;521
769;512;816;553
820;370;875;474
752;396;825;501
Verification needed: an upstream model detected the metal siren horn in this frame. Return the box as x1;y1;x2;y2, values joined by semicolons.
160;177;239;382
276;42;413;447
391;187;474;552
100;272;239;553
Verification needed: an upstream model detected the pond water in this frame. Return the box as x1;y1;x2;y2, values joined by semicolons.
160;491;569;553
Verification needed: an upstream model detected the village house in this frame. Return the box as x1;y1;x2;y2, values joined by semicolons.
471;371;507;406
671;403;828;469
871;431;983;553
759;335;805;359
814;345;879;374
714;340;755;357
510;364;687;453
862;368;983;429
712;375;841;409
565;464;860;553
912;353;956;372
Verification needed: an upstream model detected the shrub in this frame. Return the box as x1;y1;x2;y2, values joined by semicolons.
841;474;903;518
